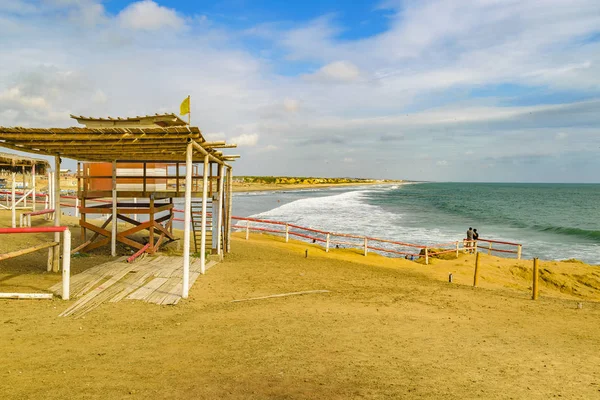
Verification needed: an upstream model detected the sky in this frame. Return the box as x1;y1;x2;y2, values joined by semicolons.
1;0;599;182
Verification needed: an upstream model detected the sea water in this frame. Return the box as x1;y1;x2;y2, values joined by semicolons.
234;183;600;265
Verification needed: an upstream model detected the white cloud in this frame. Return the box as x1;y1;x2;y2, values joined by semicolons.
231;133;259;147
91;89;107;104
117;0;184;31
0;87;47;109
258;144;278;152
204;132;226;141
283;98;299;112
555;132;568;140
436;160;448;166
304;61;361;83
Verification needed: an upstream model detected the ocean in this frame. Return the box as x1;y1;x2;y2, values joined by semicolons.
232;183;600;265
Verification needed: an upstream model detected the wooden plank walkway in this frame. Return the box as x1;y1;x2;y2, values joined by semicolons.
49;256;217;318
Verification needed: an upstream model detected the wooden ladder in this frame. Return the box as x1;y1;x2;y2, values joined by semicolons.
191;200;212;254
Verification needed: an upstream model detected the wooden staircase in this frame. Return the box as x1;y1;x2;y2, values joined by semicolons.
191;199;212;254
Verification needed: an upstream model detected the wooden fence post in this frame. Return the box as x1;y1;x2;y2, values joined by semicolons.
517;245;522;260
425;247;429;265
473;252;481;287
62;228;71;300
455;241;459;258
245;220;250;240
488;242;492;255
326;233;330;253
363;237;368;256
532;258;539;300
285;224;289;243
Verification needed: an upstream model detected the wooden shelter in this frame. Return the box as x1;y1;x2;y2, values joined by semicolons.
0;152;51;228
0;113;238;299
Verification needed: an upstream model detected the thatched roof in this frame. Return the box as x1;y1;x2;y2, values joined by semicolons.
70;113;188;128
0;125;239;164
0;152;50;173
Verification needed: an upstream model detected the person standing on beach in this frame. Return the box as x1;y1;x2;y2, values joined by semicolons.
473;229;479;241
466;227;474;253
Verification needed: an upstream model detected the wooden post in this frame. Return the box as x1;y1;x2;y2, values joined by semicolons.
53;157;61;272
142;163;147;195
182;143;193;299
175;162;180;196
11;170;16;228
111;160;117;257
363;237;368;256
133;197;137;222
226;167;233;253
488;242;492;255
200;154;209;274
22;166;26;208
148;196;155;253
62;228;71;300
47;171;52;212
455;241;459;258
425;247;429;265
80;197;86;242
517;245;522;260
532;258;539;300
473;252;481;287
285;224;289;243
31;164;36;212
326;233;330;252
216;164;225;258
75;197;79;218
245;220;250;240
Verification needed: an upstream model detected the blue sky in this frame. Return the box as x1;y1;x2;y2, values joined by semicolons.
0;0;599;182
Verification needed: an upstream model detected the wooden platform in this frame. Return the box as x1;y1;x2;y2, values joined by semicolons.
49;256;217;318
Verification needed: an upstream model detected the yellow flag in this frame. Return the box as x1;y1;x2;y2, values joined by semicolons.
180;96;190;116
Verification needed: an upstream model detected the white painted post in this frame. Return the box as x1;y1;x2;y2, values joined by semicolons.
285;224;289;243
217;163;225;258
246;220;250;240
182;143;193;299
226;167;233;253
53;157;61;273
11;171;16;228
22;166;26;208
517;244;522;260
19;213;24;228
32;164;36;212
62;228;71;300
111;160;117;257
326;233;330;252
363;237;368;256
27;215;31;227
425;248;429;265
488;242;492;255
474;240;478;253
75;196;79;218
200;154;209;275
133;197;137;222
455;241;459;258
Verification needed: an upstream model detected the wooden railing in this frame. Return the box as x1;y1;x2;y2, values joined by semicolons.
0;226;71;300
227;216;523;264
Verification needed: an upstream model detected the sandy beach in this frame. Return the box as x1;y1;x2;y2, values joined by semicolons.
1;211;600;399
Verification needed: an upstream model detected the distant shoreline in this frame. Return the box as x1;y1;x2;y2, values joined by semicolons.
232;180;407;193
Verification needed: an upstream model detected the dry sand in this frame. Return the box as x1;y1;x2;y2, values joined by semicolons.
1;212;600;399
